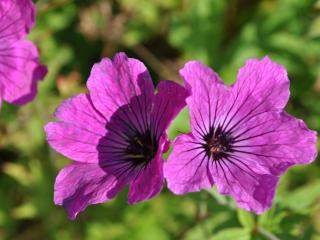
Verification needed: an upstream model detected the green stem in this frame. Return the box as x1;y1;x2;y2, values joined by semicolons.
256;226;280;240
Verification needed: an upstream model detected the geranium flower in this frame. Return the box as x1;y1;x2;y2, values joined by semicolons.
164;57;318;213
0;0;47;109
45;52;188;219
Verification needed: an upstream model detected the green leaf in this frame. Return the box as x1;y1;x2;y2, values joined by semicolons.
281;180;320;212
237;209;255;230
212;228;251;240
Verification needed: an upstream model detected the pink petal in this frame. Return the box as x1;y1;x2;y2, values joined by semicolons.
0;0;35;42
233;57;289;110
165;132;279;213
164;133;214;194
152;80;188;139
44;94;107;163
211;158;279;214
54;162;127;220
87;52;154;122
231;112;318;175
0;40;47;105
227;57;289;127
179;61;230;139
128;150;164;204
0;83;3;110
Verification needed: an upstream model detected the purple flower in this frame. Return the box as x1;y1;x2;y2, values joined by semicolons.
45;52;188;219
164;57;318;214
0;0;47;109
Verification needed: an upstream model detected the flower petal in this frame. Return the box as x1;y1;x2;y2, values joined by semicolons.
45;94;107;163
0;0;35;42
173;57;316;214
152;80;188;139
233;57;289;111
231;112;318;175
164;133;214;194
0;83;3;110
223;57;289;133
0;40;47;105
211;158;279;214
127;150;164;204
179;61;230;139
54;162;126;220
87;52;154;121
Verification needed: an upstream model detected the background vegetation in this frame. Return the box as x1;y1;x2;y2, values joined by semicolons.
0;0;320;239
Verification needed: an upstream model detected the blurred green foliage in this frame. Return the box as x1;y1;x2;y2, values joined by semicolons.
0;0;320;239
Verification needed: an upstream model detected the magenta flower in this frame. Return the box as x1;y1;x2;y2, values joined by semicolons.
45;52;188;219
164;57;318;214
0;0;47;109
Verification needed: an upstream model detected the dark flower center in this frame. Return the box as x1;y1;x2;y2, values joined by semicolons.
125;129;158;166
203;126;234;161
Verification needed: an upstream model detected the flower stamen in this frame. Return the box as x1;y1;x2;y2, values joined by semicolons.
203;127;234;161
125;129;158;167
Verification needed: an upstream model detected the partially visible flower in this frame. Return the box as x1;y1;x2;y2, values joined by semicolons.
45;52;188;219
0;0;47;109
164;57;318;214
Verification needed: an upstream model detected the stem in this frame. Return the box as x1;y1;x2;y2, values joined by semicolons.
204;189;236;210
176;194;210;239
256;226;280;240
204;189;228;206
